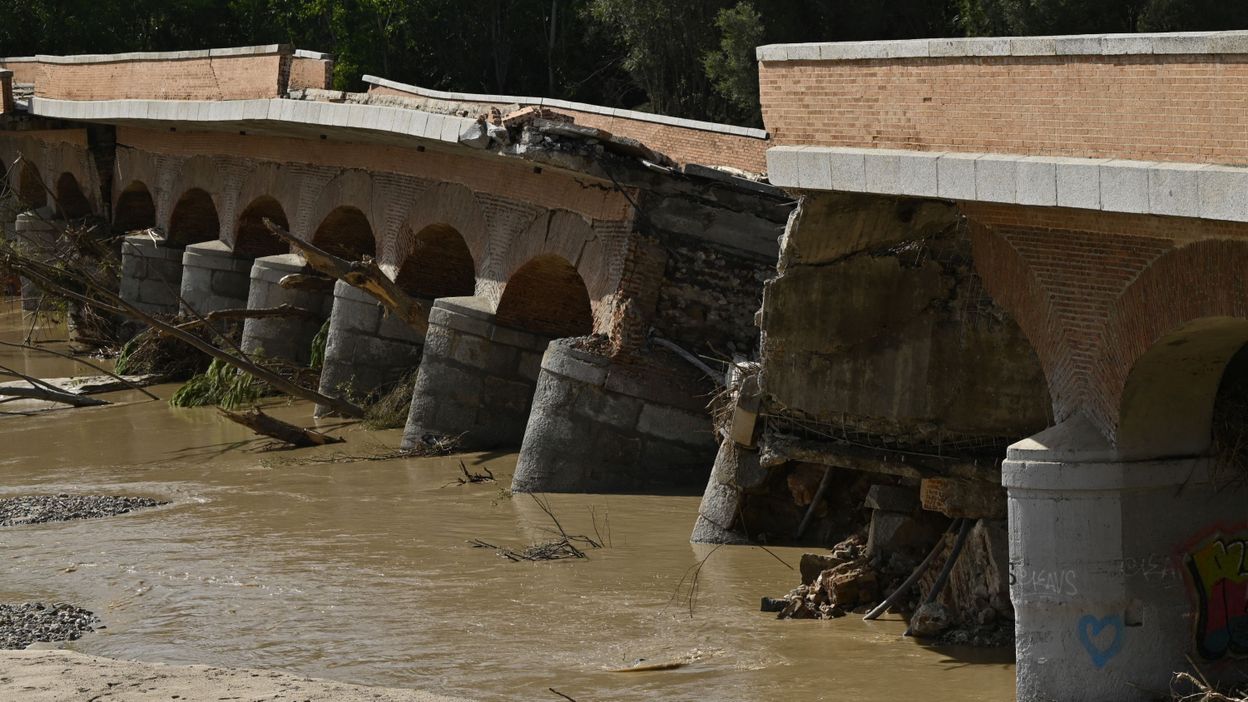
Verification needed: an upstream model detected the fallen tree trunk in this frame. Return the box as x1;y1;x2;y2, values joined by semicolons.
0;366;110;408
219;408;344;447
263;219;428;333
277;274;335;292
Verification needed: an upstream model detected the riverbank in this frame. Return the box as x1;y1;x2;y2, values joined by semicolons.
0;649;465;701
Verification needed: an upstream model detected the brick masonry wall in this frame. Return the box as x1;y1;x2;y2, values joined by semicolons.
288;57;332;91
966;202;1248;439
552;108;767;173
760;55;1248;165
31;55;288;101
366;84;769;173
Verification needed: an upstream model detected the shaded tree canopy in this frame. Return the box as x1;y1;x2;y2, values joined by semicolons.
1;1;1245;127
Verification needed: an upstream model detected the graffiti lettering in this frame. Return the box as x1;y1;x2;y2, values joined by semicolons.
1077;614;1125;669
1010;566;1079;596
1186;535;1248;661
1120;554;1181;583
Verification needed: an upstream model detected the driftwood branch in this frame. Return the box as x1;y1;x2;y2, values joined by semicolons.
172;304;319;332
263;218;428;333
0;339;159;401
218;408;345;448
0;365;109;408
277;274;335;292
0;243;367;418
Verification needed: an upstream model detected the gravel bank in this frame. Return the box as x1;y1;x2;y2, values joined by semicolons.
0;649;466;701
0;495;167;527
0;603;97;650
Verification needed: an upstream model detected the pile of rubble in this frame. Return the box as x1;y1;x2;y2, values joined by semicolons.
768;481;1015;647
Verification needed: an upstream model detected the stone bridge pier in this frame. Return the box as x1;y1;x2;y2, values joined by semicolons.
401;296;547;450
240;254;332;364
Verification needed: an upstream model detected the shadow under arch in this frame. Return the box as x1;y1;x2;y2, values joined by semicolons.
312;206;375;260
17;161;45;210
168;188;220;248
1117;317;1248;460
55;172;92;220
235;196;290;259
395;224;476;299
495;254;593;338
113;181;157;233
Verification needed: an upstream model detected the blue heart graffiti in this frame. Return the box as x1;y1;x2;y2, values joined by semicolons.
1078;614;1125;669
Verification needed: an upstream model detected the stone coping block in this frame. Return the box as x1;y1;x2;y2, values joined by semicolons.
249;253;313;284
182;241;252;272
757;30;1248;62
28;96;473;147
332;279;384;304
767;146;1248;223
122;234;185;260
362;74;769;140
541;339;710;412
426;296;549;353
2;45;289;65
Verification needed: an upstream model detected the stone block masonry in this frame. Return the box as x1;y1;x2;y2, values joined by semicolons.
11;212;59;312
240;254;332;364
178;241;252;316
118;235;184;316
511;339;717;494
401;297;547;450
316;280;425;415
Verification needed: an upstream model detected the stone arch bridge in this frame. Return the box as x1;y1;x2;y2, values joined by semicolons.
0;45;788;495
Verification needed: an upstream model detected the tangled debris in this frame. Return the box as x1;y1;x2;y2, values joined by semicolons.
0;603;98;649
0;494;167;527
1173;669;1248;702
470;495;606;562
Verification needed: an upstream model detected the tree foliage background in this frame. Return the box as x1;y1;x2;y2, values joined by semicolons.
2;0;1245;126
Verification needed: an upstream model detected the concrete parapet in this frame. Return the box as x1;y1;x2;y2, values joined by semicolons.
1005;415;1248;701
119;235;185;316
511;339;717;493
316;280;425;415
240;254;331;364
401;296;547;450
179;240;252;316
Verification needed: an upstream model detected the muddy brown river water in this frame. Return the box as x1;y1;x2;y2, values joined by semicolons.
0;302;1015;701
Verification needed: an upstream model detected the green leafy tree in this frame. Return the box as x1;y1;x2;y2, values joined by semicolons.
704;1;764;124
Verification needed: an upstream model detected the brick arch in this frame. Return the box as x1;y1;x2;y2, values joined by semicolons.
386;182;488;276
495;254;594;338
494;210;617;317
969;221;1082;423
113;147;162;217
307;170;375;247
234;196;290;259
42;141;99;215
162;156;225;239
1095;239;1248;458
54;172;92;219
16;160;46;209
113;181;157;233
167;188;221;248
394;224;476;299
312;206;375;261
229;163;300;249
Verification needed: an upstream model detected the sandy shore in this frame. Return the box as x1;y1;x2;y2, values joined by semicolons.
0;650;465;701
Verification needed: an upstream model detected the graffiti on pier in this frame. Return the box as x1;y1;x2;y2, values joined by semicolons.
1077;614;1124;669
1186;533;1248;661
1010;565;1079;596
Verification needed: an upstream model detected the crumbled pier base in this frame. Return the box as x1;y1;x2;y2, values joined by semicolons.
0;494;167;527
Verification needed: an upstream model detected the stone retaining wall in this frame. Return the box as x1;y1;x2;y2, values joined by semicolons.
511;339;716;493
401;296;545;450
118;235;183;316
317;280;425;414
240;254;331;364
178;240;252;316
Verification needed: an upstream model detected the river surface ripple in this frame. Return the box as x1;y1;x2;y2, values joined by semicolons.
0;304;1014;700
